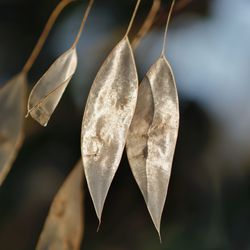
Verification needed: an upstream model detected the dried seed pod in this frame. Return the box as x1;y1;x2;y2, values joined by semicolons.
27;48;78;126
81;0;141;223
126;56;179;237
126;0;179;238
27;0;94;126
0;74;27;185
36;161;84;250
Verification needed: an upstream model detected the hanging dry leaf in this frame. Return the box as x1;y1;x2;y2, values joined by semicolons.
81;37;138;221
36;161;84;250
126;55;179;236
0;73;27;185
27;48;77;126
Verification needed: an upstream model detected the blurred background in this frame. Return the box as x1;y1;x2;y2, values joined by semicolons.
0;0;250;249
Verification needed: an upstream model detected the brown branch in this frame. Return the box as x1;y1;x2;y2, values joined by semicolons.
131;0;161;49
131;0;192;49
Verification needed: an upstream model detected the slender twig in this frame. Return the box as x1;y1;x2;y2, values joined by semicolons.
22;0;74;74
125;0;142;37
132;0;161;49
132;0;192;49
72;0;94;48
161;0;175;55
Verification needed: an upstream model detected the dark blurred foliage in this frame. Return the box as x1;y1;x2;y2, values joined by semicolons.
0;0;250;249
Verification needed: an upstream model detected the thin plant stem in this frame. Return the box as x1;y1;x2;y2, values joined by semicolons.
132;0;161;49
22;0;74;74
125;0;141;37
72;0;94;48
161;0;175;55
132;0;191;50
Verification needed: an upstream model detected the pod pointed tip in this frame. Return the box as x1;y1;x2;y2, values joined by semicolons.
25;112;29;118
157;229;162;243
92;198;104;232
86;174;110;232
148;207;163;242
97;218;102;232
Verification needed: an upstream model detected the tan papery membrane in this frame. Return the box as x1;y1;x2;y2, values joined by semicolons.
36;161;84;250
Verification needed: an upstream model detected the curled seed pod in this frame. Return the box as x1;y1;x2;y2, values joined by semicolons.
27;48;78;126
0;73;27;185
27;0;94;126
126;0;179;239
36;161;84;250
81;0;141;224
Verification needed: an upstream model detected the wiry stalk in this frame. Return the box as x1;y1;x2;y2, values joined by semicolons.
22;0;75;74
72;0;94;48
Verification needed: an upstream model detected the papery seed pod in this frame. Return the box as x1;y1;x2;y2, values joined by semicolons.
126;0;179;239
27;48;77;126
0;73;27;185
81;0;141;224
36;161;84;250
